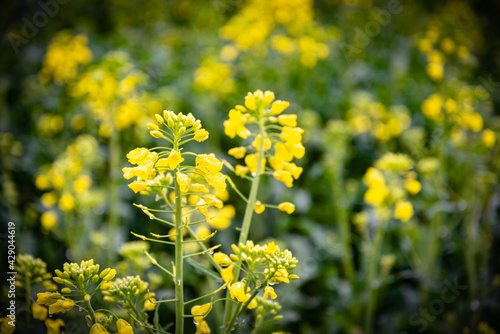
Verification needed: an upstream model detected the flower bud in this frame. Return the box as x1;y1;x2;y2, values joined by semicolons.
155;114;164;124
150;130;164;138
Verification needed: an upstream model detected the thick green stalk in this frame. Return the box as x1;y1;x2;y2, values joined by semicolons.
222;117;266;329
174;144;185;334
364;221;385;334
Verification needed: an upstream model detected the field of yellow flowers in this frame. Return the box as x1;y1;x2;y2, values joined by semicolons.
1;0;500;333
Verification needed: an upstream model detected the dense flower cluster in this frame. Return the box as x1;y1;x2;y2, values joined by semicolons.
224;90;305;214
416;3;479;82
361;153;420;223
38;30;92;84
35;135;101;231
212;241;298;307
105;275;156;312
68;51;156;137
347;92;411;142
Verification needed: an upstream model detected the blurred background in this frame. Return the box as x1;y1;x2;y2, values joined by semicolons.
1;0;500;333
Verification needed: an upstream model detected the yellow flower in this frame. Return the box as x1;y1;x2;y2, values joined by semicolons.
48;299;74;314
280;127;304;145
245;92;257;110
204;172;227;192
278;114;297;127
128;180;147;193
116;319;134;334
127;148;150;164
90;323;109;334
73;174;92;194
269;157;284;171
244;154;266;174
191;183;209;193
229;281;250;302
263;286;277;300
196;154;223;174
144;298;157;311
247;298;257;309
197;320;211;333
32;303;48;320
273;170;294;187
208;205;234;230
269;268;290;284
196;224;211;239
41;192;58;207
421;94;443;123
440;37;456;54
1;317;16;334
462;113;483;132
283;162;303;179
286;142;305;159
221;263;235;284
254;201;265;214
36;174;51;190
59;193;75;211
235;165;250;178
482;129;497;148
228;147;247;159
204;194;223;208
166;150;184;169
37;292;59;305
404;178;421;195
270;100;290;116
44;318;65;334
191;303;212;324
364;187;387;207
224;109;250;139
41;211;58;231
278;202;295;214
426;62;443;81
176;172;191;193
275;143;293;162
266;241;279;254
194;129;209;142
394;200;413;222
213;252;232;266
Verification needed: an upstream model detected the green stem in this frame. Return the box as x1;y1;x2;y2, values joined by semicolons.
174;139;185;334
84;296;96;324
222;117;266;328
364;220;386;334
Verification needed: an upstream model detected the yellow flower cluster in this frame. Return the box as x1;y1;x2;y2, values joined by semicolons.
225;90;304;192
39;30;92;84
36;135;100;231
215;0;329;69
220;0;314;51
421;89;490;134
68;51;152;137
347;94;411;142
363;153;419;223
125;110;233;238
417;26;471;82
216;241;298;309
105;275;156;312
